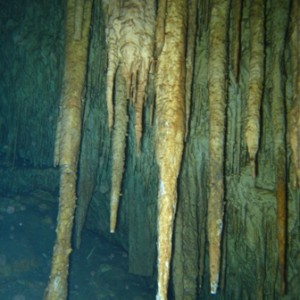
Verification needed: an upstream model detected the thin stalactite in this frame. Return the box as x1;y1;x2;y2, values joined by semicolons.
207;0;230;294
110;68;128;233
269;0;290;294
230;0;242;82
184;0;197;140
53;102;62;167
245;0;265;177
155;0;167;58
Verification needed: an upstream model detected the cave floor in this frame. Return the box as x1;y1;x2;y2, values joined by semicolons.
0;192;155;300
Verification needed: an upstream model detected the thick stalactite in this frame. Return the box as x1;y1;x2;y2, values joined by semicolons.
45;0;92;299
154;0;187;298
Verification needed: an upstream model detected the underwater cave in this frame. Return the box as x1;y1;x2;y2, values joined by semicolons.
0;0;300;299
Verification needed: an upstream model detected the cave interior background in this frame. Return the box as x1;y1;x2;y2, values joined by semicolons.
0;0;300;299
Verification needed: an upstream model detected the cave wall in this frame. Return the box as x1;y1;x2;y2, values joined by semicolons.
0;0;64;168
172;0;300;299
1;0;300;299
172;1;300;299
0;0;64;196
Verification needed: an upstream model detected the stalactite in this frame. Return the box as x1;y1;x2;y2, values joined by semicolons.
105;0;155;232
230;0;242;82
155;0;186;298
105;0;155;148
147;70;155;127
133;0;155;152
289;0;300;189
198;0;209;38
74;0;84;40
53;107;61;167
184;0;197;140
172;200;184;300
120;0;155;151
155;0;167;58
269;0;290;295
199;220;206;288
44;0;92;299
54;0;86;165
110;69;128;233
207;0;229;294
105;0;120;130
245;0;265;176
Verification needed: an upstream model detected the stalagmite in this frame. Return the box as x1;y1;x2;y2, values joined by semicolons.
155;0;186;299
270;0;289;294
44;0;92;299
245;0;265;176
110;69;128;233
207;0;229;294
290;0;300;189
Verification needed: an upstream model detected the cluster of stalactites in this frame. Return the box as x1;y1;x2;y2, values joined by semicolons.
103;0;156;234
104;0;155;152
